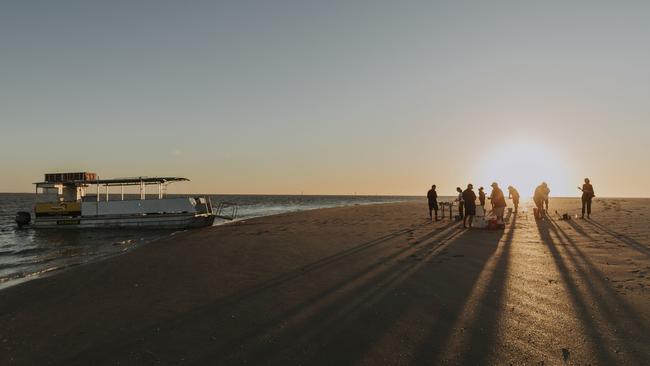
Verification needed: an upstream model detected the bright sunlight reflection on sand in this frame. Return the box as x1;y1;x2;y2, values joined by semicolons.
478;141;572;198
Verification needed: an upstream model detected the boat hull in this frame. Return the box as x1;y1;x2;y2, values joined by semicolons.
32;213;215;229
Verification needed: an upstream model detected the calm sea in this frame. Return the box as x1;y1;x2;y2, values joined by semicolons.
0;193;421;289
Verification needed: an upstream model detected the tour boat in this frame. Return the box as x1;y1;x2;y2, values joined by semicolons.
15;172;234;229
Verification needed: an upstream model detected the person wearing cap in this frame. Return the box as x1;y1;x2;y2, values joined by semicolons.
462;184;477;228
579;178;595;218
489;182;507;223
427;184;439;221
507;185;520;212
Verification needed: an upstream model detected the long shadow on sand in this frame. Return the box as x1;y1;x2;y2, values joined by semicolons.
62;220;469;364
195;221;464;364
231;225;508;365
440;215;515;365
556;220;650;339
214;225;476;365
580;218;650;258
281;227;508;366
536;219;650;364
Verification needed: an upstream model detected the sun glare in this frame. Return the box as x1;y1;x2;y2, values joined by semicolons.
477;141;572;198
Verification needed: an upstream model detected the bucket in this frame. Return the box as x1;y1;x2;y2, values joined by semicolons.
474;216;488;229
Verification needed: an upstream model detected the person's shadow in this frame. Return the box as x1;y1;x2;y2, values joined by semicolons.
535;218;650;364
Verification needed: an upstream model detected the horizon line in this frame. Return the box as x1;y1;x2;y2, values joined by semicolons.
0;191;649;199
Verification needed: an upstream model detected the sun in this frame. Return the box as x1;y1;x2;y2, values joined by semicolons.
476;141;573;198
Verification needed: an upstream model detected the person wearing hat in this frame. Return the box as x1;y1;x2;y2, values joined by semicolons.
578;178;595;218
462;184;477;228
489;182;507;223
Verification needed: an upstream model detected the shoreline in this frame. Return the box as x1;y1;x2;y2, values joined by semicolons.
0;198;419;291
1;198;649;364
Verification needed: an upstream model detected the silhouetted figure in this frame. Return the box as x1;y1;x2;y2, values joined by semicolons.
427;185;439;221
541;182;550;212
478;187;486;207
533;183;546;218
455;187;464;220
507;185;520;212
579;178;595;219
490;182;506;222
462;184;477;228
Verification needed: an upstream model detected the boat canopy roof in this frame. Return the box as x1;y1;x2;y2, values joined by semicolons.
35;176;189;187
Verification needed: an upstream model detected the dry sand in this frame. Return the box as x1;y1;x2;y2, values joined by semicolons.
1;198;649;365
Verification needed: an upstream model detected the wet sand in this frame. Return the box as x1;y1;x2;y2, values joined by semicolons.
1;198;649;365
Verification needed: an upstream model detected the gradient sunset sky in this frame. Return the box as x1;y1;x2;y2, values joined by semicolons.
1;1;649;197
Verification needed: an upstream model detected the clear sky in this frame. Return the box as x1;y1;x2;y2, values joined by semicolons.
1;1;649;197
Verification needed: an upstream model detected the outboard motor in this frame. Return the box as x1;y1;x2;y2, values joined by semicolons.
15;211;31;228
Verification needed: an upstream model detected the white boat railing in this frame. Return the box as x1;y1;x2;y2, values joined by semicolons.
215;202;238;220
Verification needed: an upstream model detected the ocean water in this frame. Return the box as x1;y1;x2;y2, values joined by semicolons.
0;193;420;289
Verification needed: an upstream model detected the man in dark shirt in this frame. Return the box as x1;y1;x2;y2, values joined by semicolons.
456;187;464;220
427;185;439;221
478;187;486;208
579;178;595;219
462;184;477;228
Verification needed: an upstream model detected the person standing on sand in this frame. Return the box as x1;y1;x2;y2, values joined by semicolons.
490;182;506;223
533;183;546;217
478;187;486;208
579;178;595;219
507;185;520;212
427;185;439;221
541;182;551;212
455;187;464;220
462;184;477;228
